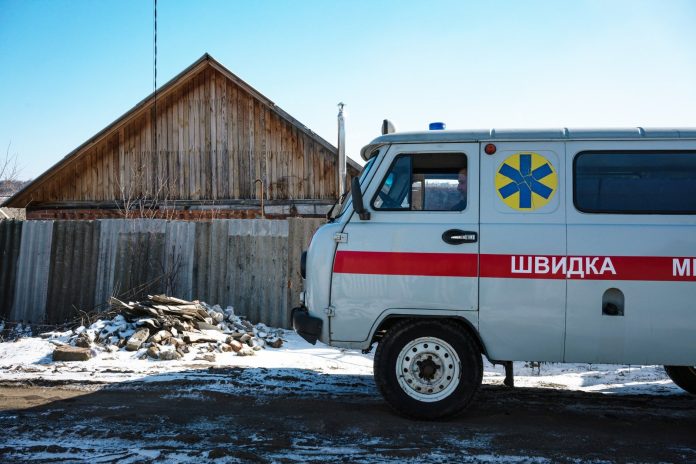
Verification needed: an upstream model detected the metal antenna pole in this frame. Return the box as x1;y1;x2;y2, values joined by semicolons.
153;0;158;160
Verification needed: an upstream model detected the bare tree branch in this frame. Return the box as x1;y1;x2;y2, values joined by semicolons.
114;157;176;220
0;142;23;203
0;142;19;182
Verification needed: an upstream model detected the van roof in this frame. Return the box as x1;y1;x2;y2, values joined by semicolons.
360;127;696;161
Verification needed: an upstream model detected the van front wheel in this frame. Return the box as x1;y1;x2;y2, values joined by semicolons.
664;365;696;394
374;320;482;419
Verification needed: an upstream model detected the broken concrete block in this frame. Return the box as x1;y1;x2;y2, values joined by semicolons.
146;345;160;358
196;321;221;331
227;332;245;340
182;331;219;344
237;346;256;357
149;330;172;344
159;350;181;361
240;333;252;344
219;343;234;352
74;333;92;348
228;340;243;352
126;328;150;351
53;345;92;362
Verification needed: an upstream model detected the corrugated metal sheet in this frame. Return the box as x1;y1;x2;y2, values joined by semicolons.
94;220;131;309
191;220;291;326
164;221;196;300
112;220;167;301
287;218;325;313
45;221;101;324
10;221;53;323
1;218;320;328
0;220;23;319
228;220;289;327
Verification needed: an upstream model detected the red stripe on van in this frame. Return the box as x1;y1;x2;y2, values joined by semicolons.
479;254;567;279
334;251;696;281
480;254;695;281
333;251;478;277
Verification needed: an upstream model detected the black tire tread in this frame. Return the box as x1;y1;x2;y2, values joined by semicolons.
664;365;696;394
374;319;482;420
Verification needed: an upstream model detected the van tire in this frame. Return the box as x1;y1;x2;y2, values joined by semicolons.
664;365;696;394
374;319;482;420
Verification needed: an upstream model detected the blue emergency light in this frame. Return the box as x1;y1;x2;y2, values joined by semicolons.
429;122;446;130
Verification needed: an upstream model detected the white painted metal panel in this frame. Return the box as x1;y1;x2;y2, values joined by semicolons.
479;142;567;362
564;140;696;365
329;143;479;343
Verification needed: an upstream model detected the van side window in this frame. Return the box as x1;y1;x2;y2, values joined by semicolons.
574;151;696;214
372;153;468;211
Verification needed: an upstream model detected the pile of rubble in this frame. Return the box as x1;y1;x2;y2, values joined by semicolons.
47;295;285;362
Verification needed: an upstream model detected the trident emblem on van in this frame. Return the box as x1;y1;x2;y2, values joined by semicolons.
495;152;558;211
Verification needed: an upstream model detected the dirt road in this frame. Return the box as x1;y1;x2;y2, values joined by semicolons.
1;368;694;463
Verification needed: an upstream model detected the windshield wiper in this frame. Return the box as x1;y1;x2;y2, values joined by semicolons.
326;190;350;223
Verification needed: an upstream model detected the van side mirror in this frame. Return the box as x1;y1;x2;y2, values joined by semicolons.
351;177;371;220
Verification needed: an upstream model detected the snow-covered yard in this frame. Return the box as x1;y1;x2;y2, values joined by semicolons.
1;331;693;463
0;330;681;396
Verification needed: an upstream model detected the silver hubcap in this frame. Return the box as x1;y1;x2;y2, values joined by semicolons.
396;336;461;402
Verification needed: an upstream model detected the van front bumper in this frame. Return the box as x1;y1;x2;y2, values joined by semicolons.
291;306;323;345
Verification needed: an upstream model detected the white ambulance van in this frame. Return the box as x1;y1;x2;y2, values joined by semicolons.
292;126;696;419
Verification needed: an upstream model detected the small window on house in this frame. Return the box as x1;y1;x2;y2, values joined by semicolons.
372;153;468;211
574;151;696;214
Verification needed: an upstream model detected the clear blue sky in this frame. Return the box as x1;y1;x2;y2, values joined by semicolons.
2;0;696;179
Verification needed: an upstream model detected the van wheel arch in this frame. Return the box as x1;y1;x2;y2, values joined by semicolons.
664;365;696;394
371;315;488;358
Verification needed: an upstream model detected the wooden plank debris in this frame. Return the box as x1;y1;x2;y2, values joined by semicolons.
43;294;287;362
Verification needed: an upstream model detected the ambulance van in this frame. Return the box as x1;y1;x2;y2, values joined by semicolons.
292;126;696;419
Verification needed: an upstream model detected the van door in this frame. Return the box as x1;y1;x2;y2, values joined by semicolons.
564;141;696;365
479;142;567;362
329;143;479;343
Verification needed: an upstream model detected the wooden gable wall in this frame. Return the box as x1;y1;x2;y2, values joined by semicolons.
14;66;344;207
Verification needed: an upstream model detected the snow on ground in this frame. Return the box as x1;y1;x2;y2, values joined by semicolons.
0;332;682;396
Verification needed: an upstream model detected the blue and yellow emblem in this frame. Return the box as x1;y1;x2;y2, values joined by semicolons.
495;152;557;210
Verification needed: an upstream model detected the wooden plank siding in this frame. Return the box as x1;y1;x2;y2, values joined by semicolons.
11;63;356;211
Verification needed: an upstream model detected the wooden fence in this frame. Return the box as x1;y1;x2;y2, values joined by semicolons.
0;218;323;328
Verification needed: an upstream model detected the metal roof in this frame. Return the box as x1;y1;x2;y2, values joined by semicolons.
360;127;696;160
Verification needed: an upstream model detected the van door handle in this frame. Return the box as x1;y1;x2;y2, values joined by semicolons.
442;229;477;245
